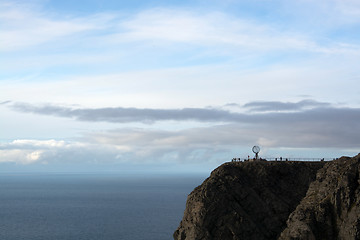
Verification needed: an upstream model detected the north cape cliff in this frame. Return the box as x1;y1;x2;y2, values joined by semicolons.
174;154;360;240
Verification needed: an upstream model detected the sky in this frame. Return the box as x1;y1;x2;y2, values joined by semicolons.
1;0;360;173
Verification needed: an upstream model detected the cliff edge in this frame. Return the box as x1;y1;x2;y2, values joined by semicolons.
174;154;360;240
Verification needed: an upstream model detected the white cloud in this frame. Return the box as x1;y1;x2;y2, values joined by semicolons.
1;3;358;108
0;139;93;165
336;0;360;16
118;9;308;52
277;0;360;31
11;139;66;148
320;0;360;23
3;56;359;110
0;1;113;52
115;7;360;55
1;1;359;102
2;1;359;55
26;150;43;162
0;149;43;164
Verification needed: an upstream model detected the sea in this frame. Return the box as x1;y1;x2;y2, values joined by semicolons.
0;173;207;240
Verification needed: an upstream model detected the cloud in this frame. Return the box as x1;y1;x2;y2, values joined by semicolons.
336;0;360;17
117;8;358;55
1;2;360;167
5;100;360;150
10;102;242;123
0;136;227;165
307;0;360;24
1;97;360;166
66;118;358;165
2;1;359;56
8;139;67;148
0;139;112;165
0;149;44;164
84;115;360;150
0;100;11;105
0;1;113;52
7;100;358;126
243;99;331;112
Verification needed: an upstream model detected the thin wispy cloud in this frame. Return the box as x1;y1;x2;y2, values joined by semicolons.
0;100;11;105
2;1;359;55
0;1;113;52
113;7;360;55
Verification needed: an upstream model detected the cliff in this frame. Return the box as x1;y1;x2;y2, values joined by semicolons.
279;155;360;239
174;154;360;240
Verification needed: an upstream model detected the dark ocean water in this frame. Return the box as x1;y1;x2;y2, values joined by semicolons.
0;173;206;240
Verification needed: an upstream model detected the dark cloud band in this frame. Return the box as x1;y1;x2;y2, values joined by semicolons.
243;99;331;112
7;100;359;127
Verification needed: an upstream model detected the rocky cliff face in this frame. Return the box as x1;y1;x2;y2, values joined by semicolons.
174;161;325;240
174;154;360;240
279;155;360;240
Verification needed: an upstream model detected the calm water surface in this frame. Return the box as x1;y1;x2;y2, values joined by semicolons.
0;173;206;240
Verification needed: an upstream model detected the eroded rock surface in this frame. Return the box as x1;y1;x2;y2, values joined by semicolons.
174;161;325;240
279;155;360;240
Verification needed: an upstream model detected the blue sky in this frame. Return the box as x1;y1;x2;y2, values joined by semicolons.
1;0;360;173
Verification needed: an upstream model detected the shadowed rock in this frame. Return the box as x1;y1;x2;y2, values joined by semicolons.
174;160;325;240
175;155;360;240
279;155;360;240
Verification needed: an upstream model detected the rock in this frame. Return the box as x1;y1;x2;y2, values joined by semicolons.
174;160;325;240
279;155;360;240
